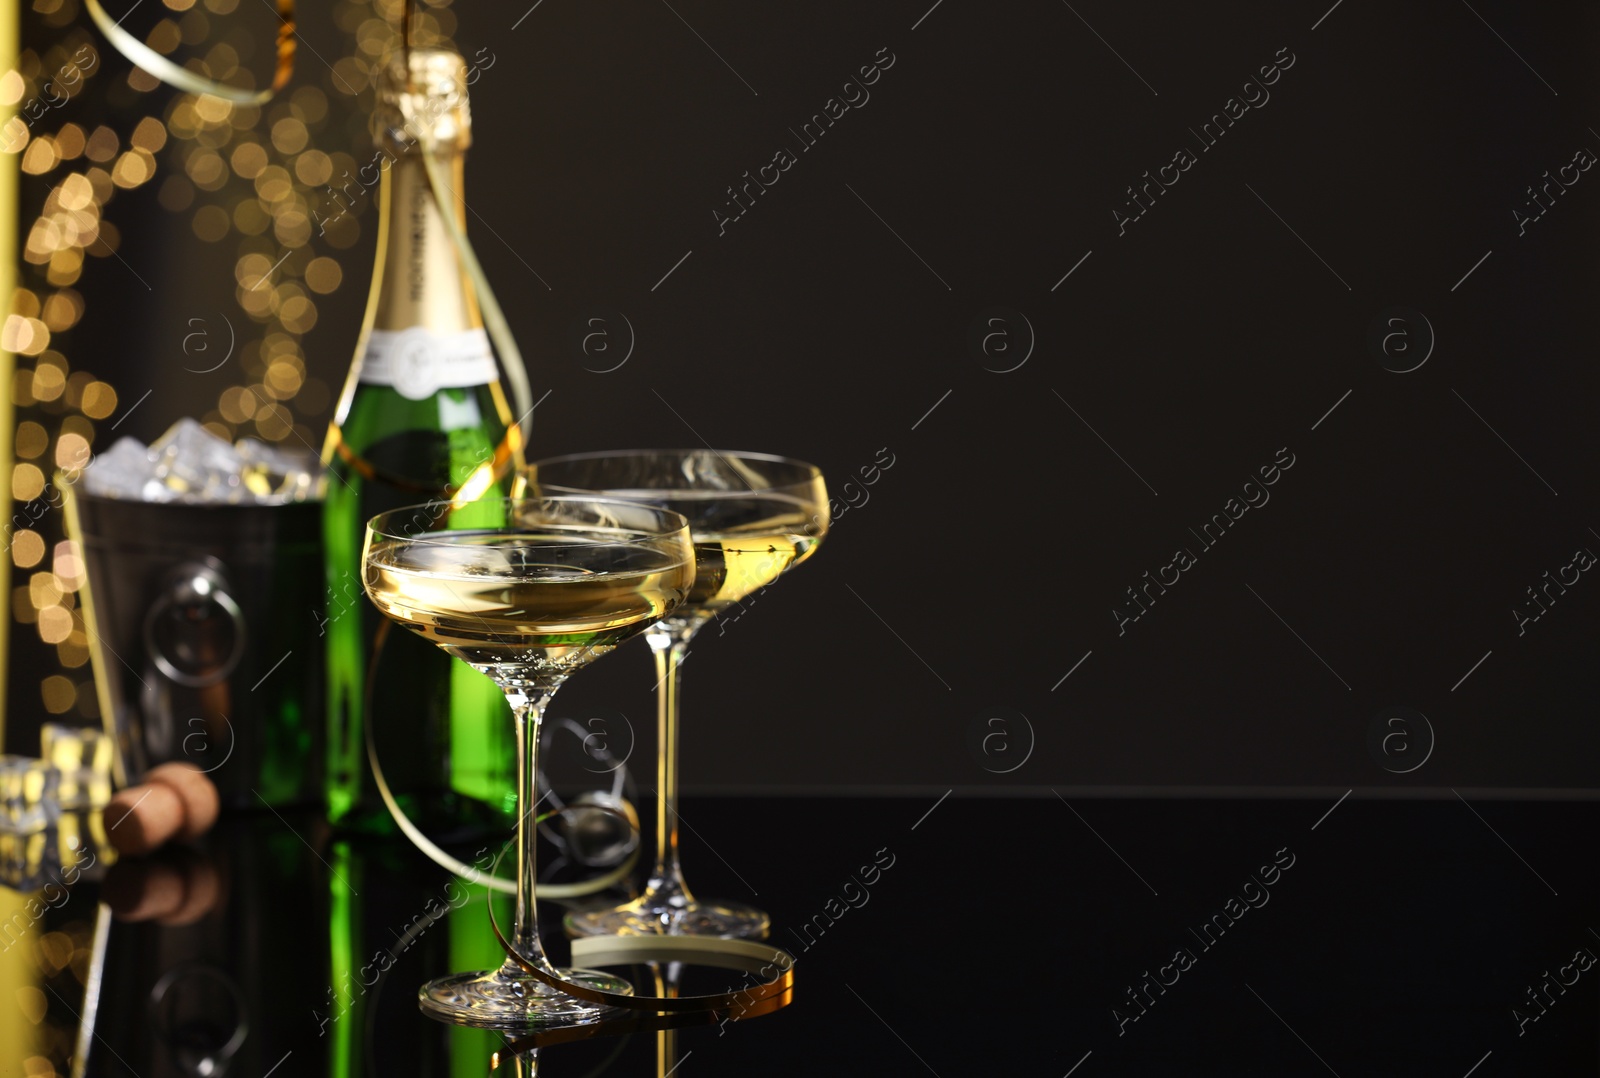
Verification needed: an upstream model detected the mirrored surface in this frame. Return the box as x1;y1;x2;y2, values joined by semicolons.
3;792;1598;1075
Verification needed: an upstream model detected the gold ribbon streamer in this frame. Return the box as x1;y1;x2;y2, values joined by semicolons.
84;0;296;105
419;148;536;424
363;619;635;900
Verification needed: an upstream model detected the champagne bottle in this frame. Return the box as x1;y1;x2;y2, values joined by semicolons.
321;47;522;831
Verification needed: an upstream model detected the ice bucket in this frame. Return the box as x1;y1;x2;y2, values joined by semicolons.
63;484;326;808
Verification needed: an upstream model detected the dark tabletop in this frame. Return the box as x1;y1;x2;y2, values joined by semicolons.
6;792;1598;1076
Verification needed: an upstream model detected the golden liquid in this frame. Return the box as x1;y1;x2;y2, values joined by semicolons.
687;529;814;614
364;532;691;673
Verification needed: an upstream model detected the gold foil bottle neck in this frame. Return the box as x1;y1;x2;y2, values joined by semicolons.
373;46;472;154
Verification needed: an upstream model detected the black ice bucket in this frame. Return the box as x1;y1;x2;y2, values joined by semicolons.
63;484;326;808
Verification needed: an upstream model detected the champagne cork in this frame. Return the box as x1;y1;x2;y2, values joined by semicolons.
146;762;220;840
104;763;220;856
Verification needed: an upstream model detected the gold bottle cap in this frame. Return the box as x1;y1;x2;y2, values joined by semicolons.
373;46;472;154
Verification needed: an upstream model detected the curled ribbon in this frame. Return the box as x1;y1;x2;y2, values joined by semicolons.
84;0;296;105
363;619;636;900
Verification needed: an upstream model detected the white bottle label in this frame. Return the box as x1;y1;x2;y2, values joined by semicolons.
358;327;498;401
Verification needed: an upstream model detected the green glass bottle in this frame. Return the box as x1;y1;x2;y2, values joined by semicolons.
321;47;521;832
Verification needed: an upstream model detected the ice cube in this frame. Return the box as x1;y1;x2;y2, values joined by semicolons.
80;436;168;501
0;755;61;834
39;723;113;809
149;418;248;502
236;437;321;501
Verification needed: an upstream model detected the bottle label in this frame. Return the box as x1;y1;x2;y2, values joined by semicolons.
358;327;498;400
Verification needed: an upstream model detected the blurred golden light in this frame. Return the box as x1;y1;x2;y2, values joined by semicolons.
355;18;388;56
193;93;232;124
274;210;311;248
11;531;45;568
111;149;156;188
200;419;233;440
270;117;308;154
204;0;238;13
132;116;168;153
128;65;161;91
192;204;230;241
47;246;83;286
237;285;271;315
84;125;118;162
0;69;22;105
30;572;64;608
41;290;83;330
234;252;270;284
147;19;181;55
53;541;85;590
58;639;90;669
330;57;367;95
36;609;70;648
254;164;291;202
28;363;62;399
163;0;196;10
168;99;199;138
232;198;270;235
179;9;210;44
60;413;93;440
12;462;45;501
58;172;93;210
254;402;292;441
41;674;75;712
230;140;267;178
12;587;37;623
4;314;47;354
1;117;28;155
205;43;239;78
21;137;58;174
304;256;341;293
265;358;304;397
278;294;316;333
293;148;332;186
185;148;225;188
54;123;85;159
85;166;113;202
55;433;90;471
16;421;48;458
12;289;40;317
80;381;117;418
219;386;257;422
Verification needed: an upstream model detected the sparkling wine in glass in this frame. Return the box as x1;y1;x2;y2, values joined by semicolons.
362;497;695;1027
527;450;828;939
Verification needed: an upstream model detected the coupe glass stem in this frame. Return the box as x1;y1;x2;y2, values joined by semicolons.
645;623;698;903
502;676;563;973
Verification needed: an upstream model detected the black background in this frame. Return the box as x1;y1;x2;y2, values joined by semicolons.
33;0;1600;794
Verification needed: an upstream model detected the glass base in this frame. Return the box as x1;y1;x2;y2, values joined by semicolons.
418;960;632;1029
565;894;770;940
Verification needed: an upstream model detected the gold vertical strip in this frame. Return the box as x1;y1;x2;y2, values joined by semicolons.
0;0;18;750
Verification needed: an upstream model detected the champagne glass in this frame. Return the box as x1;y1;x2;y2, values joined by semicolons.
526;451;828;938
362;496;695;1027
